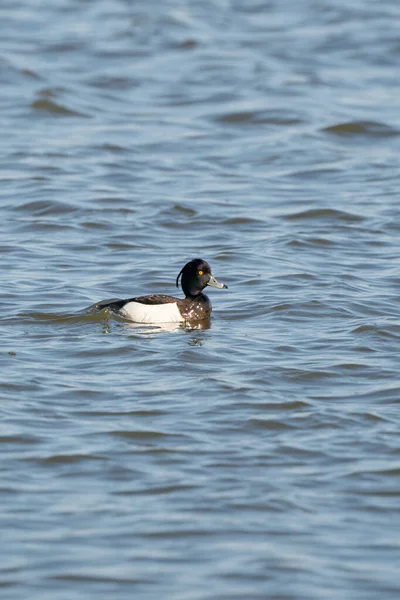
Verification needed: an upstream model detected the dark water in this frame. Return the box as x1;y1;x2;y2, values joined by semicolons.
1;1;400;598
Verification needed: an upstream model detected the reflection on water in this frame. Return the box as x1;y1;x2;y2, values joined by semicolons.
124;319;211;334
19;308;212;334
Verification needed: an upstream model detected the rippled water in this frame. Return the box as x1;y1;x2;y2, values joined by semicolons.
1;1;400;598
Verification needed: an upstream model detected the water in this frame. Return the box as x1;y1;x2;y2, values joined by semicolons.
1;0;400;598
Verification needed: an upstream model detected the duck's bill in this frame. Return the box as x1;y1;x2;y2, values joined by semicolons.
207;275;228;289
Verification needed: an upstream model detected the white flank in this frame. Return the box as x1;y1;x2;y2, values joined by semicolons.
120;301;184;324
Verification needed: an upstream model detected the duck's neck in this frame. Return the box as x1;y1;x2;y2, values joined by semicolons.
184;290;206;300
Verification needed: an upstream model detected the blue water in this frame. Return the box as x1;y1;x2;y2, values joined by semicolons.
1;1;400;598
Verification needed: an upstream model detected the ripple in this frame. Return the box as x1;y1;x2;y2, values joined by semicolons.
215;109;303;126
19;311;107;325
221;217;263;225
283;208;363;222
140;529;211;539
282;368;336;382
109;430;185;441
352;324;400;339
287;236;335;247
50;574;152;584
171;203;197;216
87;75;139;90
351;412;389;423
31;98;87;117
77;409;165;417
322;121;399;137
0;435;40;445
39;454;106;465
22;68;42;81
14;200;78;216
175;38;198;50
247;418;295;430
115;484;199;496
237;400;309;411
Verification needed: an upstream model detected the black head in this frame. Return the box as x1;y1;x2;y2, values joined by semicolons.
176;258;228;298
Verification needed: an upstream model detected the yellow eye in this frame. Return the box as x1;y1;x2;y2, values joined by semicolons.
198;270;204;275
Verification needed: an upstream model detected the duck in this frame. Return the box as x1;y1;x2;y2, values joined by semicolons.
96;258;228;323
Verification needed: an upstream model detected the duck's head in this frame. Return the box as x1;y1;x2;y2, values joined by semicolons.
176;258;228;297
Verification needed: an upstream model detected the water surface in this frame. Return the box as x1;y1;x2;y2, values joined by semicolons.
1;1;400;598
